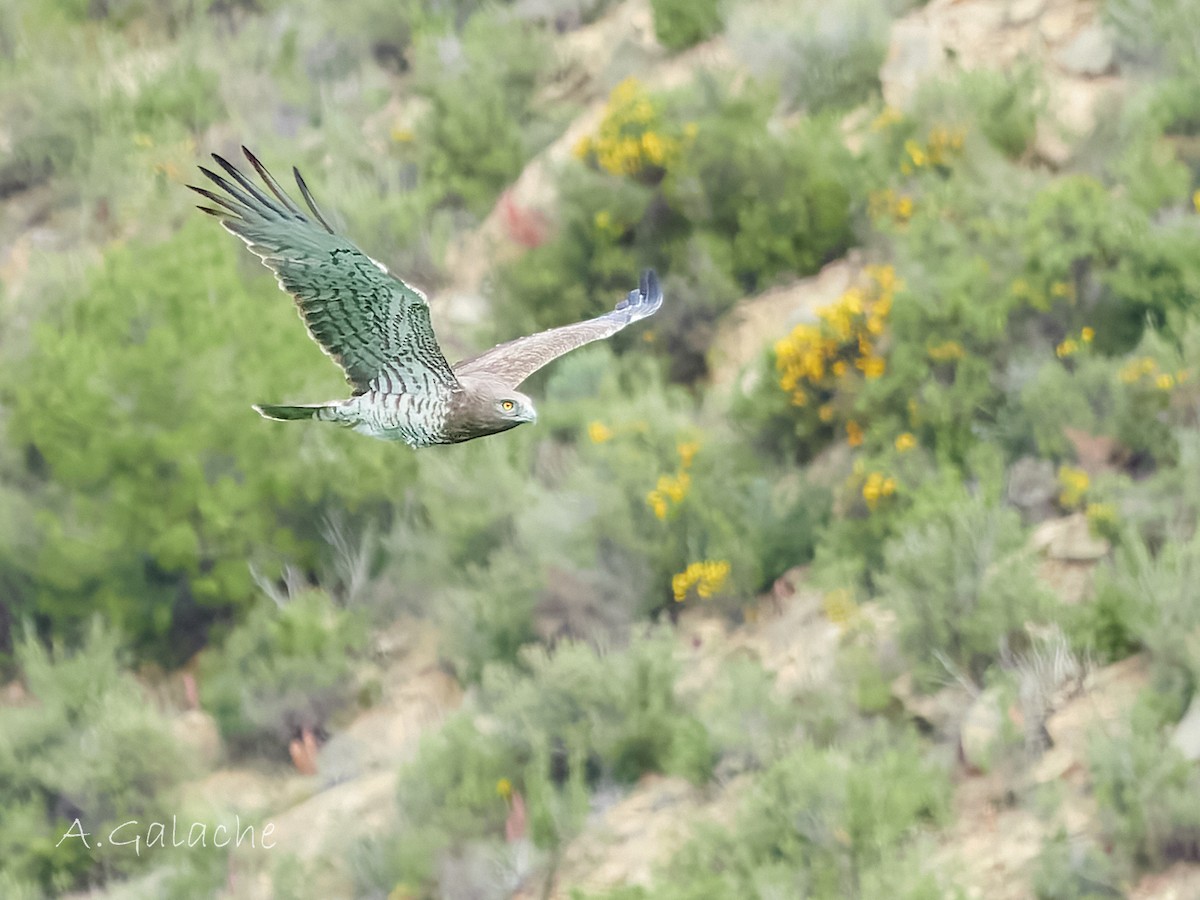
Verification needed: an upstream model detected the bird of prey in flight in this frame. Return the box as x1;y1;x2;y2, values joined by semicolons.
188;147;662;447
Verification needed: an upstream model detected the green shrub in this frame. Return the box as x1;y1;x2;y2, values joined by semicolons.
478;630;714;785
650;0;722;51
494;166;655;335
644;727;950;898
878;489;1052;688
0;223;414;659
199;590;366;756
664;99;854;290
1089;695;1200;874
0;621;187;893
412;10;553;214
912;67;1041;159
1093;531;1200;698
1032;829;1123;900
1106;0;1200;76
727;0;889;114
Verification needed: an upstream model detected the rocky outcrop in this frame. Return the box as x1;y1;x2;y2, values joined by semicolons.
879;0;1125;166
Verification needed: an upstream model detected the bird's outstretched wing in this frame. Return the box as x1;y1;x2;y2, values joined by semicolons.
452;270;663;389
189;147;459;396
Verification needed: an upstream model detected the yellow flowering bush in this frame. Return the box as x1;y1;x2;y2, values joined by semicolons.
868;188;915;225
672;559;731;602
898;125;966;175
573;78;685;182
1058;466;1090;510
1118;355;1188;390
646;441;700;520
861;471;898;512
772;265;898;446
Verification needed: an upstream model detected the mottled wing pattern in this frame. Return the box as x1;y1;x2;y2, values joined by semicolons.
190;148;459;396
453;270;663;389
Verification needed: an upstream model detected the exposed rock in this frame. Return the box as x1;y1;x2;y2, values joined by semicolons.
263;768;398;864
960;687;1010;772
322;667;461;776
538;774;743;898
933;772;1049;900
734;586;845;699
1055;24;1115;76
1007;456;1059;522
1031;513;1110;562
1130;862;1200;900
1031;515;1108;604
879;0;1125;168
1171;693;1200;762
1009;0;1047;25
170;709;223;771
892;671;973;739
879;18;941;110
180;767;314;819
1043;654;1150;785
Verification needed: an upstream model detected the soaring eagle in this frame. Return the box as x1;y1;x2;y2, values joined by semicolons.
189;147;662;447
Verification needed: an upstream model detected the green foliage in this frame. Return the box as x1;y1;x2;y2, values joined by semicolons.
650;0;722;51
199;590;365;756
642;727;950;899
728;0;889;114
0;223;412;658
495;166;655;335
1092;531;1200;697
479;631;714;785
664;95;854;290
912;67;1041;159
412;10;554;214
1032;829;1123;900
1105;0;1200;76
0;621;187;893
1089;695;1200;873
878;489;1052;688
356;632;707;896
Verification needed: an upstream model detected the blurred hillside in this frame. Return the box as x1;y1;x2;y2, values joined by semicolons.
3;0;1200;897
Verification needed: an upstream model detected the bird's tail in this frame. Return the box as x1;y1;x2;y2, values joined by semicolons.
253;403;339;423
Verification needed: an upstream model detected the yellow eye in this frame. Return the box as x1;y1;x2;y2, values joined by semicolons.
501;400;515;412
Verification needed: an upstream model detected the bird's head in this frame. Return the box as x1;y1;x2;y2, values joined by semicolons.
446;378;537;443
492;390;537;426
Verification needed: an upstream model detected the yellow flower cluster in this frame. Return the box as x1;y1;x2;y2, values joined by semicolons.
646;442;699;520
1056;326;1095;358
774;265;898;411
1118;356;1189;390
496;777;513;799
822;588;859;626
1058;465;1089;509
588;421;614;443
672;559;731;602
862;471;898;510
900;125;966;174
573;77;684;178
868;188;915;225
1086;501;1118;537
926;340;965;362
894;432;917;452
871;106;903;132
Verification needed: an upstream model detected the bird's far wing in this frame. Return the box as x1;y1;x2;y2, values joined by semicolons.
452;270;663;389
189;147;459;396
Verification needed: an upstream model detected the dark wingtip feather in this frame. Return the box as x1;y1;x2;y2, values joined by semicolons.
292;166;334;234
615;268;662;316
211;152;288;218
196;205;225;217
241;146;306;217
